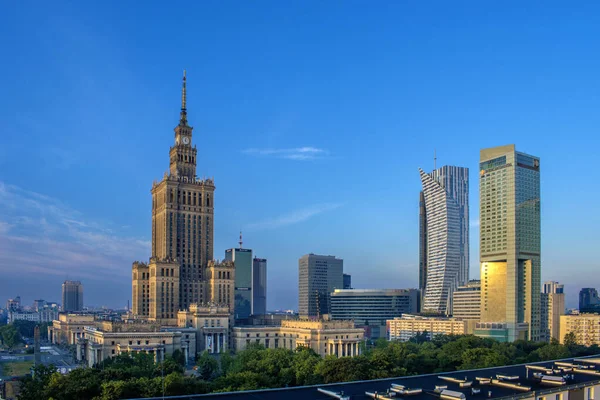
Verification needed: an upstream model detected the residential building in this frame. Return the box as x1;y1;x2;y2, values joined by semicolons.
226;247;253;319
330;289;418;338
478;144;541;342
559;314;600;346
6;296;21;312
419;165;469;315
178;304;232;354
387;314;466;341
298;254;344;318
252;258;267;316
451;280;481;320
540;281;565;342
75;321;196;367
132;71;216;319
233;318;364;358
579;288;600;313
343;273;352;289
62;281;83;312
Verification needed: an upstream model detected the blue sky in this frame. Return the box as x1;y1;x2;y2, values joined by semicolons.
1;1;599;310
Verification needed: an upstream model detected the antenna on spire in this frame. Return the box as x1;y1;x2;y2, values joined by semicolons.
239;231;243;249
180;70;188;125
434;149;437;171
181;70;187;111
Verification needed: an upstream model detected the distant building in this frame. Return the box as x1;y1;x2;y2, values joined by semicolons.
451;280;481;320
226;247;253;320
478;145;541;342
206;260;235;309
62;281;83;312
298;254;344;318
233;318;364;358
387;314;466;341
6;296;21;312
559;314;600;346
252;258;267;316
343;273;352;289
540;281;565;342
579;288;600;313
330;289;418;338
32;300;46;312
419;165;469;315
8;308;58;324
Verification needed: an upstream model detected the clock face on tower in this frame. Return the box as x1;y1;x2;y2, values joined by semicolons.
182;136;190;145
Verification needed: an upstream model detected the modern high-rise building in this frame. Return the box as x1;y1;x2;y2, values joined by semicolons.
343;273;352;289
62;281;83;312
579;288;600;313
418;191;427;309
540;281;565;342
419;165;469;315
330;289;419;338
298;254;343;318
478;144;541;342
131;72;216;323
452;280;481;320
252;258;267;316
226;247;253;320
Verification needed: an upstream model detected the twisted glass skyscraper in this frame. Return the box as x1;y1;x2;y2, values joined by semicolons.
419;166;469;314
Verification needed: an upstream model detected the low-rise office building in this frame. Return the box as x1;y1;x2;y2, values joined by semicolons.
387;314;466;341
233;318;364;358
451;280;481;320
330;289;418;339
560;314;600;346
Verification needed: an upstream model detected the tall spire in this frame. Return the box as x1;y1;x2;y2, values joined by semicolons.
180;70;188;125
239;231;243;249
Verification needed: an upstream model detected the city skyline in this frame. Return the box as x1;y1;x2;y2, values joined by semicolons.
2;2;600;310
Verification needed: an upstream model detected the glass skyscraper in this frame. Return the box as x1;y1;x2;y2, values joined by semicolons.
419;166;469;314
225;248;253;320
478;144;541;342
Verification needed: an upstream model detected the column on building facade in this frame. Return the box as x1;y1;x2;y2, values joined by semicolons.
183;343;189;363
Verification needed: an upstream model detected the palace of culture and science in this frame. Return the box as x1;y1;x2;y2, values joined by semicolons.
131;72;235;326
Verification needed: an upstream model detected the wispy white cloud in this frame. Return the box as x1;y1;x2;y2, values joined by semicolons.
470;218;480;228
243;147;329;161
0;182;149;281
246;203;343;231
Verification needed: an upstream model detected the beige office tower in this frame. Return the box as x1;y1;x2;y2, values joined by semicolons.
478;145;541;342
541;281;565;342
132;72;215;320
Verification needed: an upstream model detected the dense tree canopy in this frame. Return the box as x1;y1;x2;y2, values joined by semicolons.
16;334;600;400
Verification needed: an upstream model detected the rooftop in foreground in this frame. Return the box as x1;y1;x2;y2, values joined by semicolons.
126;355;600;400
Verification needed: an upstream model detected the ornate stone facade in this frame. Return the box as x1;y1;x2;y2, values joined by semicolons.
232;318;364;358
132;72;217;320
178;304;231;354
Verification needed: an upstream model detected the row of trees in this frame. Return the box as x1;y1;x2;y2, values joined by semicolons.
18;333;600;400
0;321;52;350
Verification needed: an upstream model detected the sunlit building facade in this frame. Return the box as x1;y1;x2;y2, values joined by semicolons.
478;144;541;342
